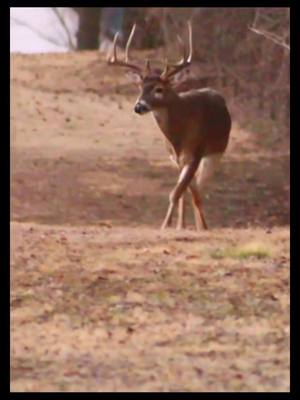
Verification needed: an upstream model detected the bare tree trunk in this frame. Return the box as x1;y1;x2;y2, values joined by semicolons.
75;8;101;50
162;8;171;58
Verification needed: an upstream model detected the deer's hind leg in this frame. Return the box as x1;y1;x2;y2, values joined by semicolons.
190;153;223;231
175;179;207;231
189;181;208;230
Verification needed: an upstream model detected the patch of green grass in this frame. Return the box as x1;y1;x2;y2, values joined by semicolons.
210;241;273;260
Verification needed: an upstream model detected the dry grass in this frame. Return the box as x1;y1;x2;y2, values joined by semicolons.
10;51;290;392
210;241;275;260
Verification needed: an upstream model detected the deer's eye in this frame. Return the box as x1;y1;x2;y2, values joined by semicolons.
154;87;164;98
154;87;163;94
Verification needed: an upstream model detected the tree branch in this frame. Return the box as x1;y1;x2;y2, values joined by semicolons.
249;8;290;51
11;16;67;49
51;8;76;50
249;26;290;51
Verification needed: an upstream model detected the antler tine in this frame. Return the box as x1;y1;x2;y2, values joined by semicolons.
109;31;120;63
187;20;193;62
161;20;193;80
125;23;136;62
176;34;187;63
107;24;143;76
175;21;192;64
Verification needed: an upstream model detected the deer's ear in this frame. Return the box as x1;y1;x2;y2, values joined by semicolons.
126;71;142;85
169;68;191;86
167;75;178;86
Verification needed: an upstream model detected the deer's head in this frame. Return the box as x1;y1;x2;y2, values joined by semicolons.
107;22;193;115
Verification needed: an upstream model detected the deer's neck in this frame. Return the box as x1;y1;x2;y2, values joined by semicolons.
151;108;169;136
151;98;182;152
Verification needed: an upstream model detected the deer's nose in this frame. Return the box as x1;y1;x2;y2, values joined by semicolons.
134;101;150;114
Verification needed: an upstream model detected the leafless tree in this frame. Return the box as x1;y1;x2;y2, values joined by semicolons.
249;8;290;51
51;8;76;50
11;8;77;51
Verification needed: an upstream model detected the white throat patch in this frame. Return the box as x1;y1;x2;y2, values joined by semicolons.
151;109;169;134
136;99;150;109
154;92;163;99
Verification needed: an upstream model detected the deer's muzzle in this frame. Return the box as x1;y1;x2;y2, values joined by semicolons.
134;101;150;115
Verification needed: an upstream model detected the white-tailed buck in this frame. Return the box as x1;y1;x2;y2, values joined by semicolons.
107;22;231;230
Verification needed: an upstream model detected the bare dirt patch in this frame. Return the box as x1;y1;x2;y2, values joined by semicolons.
11;51;289;392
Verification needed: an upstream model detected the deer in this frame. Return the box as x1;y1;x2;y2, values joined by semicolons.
107;22;231;230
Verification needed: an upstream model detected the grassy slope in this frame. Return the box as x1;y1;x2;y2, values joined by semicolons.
11;51;290;392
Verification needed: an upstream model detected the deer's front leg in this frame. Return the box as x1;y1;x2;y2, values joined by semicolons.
161;159;200;230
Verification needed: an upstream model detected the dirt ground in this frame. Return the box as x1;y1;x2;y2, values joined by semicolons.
11;50;290;392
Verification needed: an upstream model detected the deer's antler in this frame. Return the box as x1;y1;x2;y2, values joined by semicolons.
160;21;193;80
107;24;143;77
